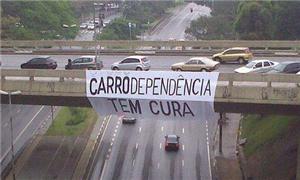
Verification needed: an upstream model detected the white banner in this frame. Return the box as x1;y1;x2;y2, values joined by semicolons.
88;97;216;120
86;70;219;102
86;71;219;119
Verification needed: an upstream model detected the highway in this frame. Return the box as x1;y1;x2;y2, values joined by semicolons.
148;3;211;40
0;105;57;173
1;2;300;179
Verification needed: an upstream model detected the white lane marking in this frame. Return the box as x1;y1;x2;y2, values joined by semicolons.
182;160;185;167
182;144;185;151
139;127;142;133
112;138;115;141
205;120;212;180
1;106;44;163
182;128;185;134
161;126;164;131
157;163;160;169
116;125;119;129
113;133;116;137
114;129;117;133
108;148;111;152
110;142;113;146
136;143;138;149
159;143;162;149
117;121;120;125
132;159;135;167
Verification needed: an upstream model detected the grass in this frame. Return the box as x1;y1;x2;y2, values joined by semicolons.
46;107;98;136
241;114;298;157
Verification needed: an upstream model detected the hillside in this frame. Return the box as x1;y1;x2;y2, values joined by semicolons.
1;1;78;40
241;115;300;179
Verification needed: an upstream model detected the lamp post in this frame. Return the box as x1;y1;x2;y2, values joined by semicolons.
0;90;21;180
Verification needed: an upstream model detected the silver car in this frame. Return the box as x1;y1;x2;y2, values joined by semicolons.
111;56;151;71
65;56;103;70
234;60;278;73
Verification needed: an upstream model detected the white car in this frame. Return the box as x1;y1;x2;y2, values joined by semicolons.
87;24;95;30
297;71;300;75
80;23;88;29
234;60;278;73
111;56;151;71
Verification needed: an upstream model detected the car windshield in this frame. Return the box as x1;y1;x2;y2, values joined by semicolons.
273;63;286;71
245;62;256;68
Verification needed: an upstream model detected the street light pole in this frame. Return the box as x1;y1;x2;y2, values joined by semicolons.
0;90;21;180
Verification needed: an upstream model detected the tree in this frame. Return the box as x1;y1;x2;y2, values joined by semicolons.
234;2;274;40
273;2;300;40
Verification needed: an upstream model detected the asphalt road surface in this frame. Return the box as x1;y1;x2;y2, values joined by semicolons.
0;105;57;173
1;54;300;72
148;3;211;40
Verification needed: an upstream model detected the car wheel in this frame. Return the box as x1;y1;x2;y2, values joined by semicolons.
176;68;182;71
215;57;223;63
238;57;245;64
136;67;143;71
112;67;119;70
200;69;207;72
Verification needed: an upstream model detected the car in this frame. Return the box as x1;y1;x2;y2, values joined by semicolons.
122;116;137;124
171;57;220;72
80;23;88;29
234;60;278;73
87;24;95;30
212;47;253;64
21;56;57;69
268;61;300;74
111;56;151;71
165;135;180;151
297;71;300;75
65;56;103;70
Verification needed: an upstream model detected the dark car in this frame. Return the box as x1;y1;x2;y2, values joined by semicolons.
21;56;57;69
122;116;137;124
268;61;300;74
164;135;180;151
65;56;103;70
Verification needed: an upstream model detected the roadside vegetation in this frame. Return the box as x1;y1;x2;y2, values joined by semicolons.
186;1;300;40
1;1;79;40
97;1;180;40
241;114;300;179
46;107;98;136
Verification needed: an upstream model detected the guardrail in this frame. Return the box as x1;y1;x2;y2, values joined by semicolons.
1;69;300;114
2;40;300;50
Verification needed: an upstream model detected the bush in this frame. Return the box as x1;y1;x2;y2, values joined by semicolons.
65;107;86;126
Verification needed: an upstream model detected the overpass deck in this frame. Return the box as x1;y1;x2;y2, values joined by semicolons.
1;69;300;115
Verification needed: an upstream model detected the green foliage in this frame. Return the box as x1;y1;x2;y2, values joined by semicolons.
187;1;300;40
65;107;86;126
234;2;274;40
123;1;175;25
185;1;237;40
47;107;97;136
97;18;139;40
273;2;300;40
241;114;298;157
1;1;78;40
98;1;175;40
